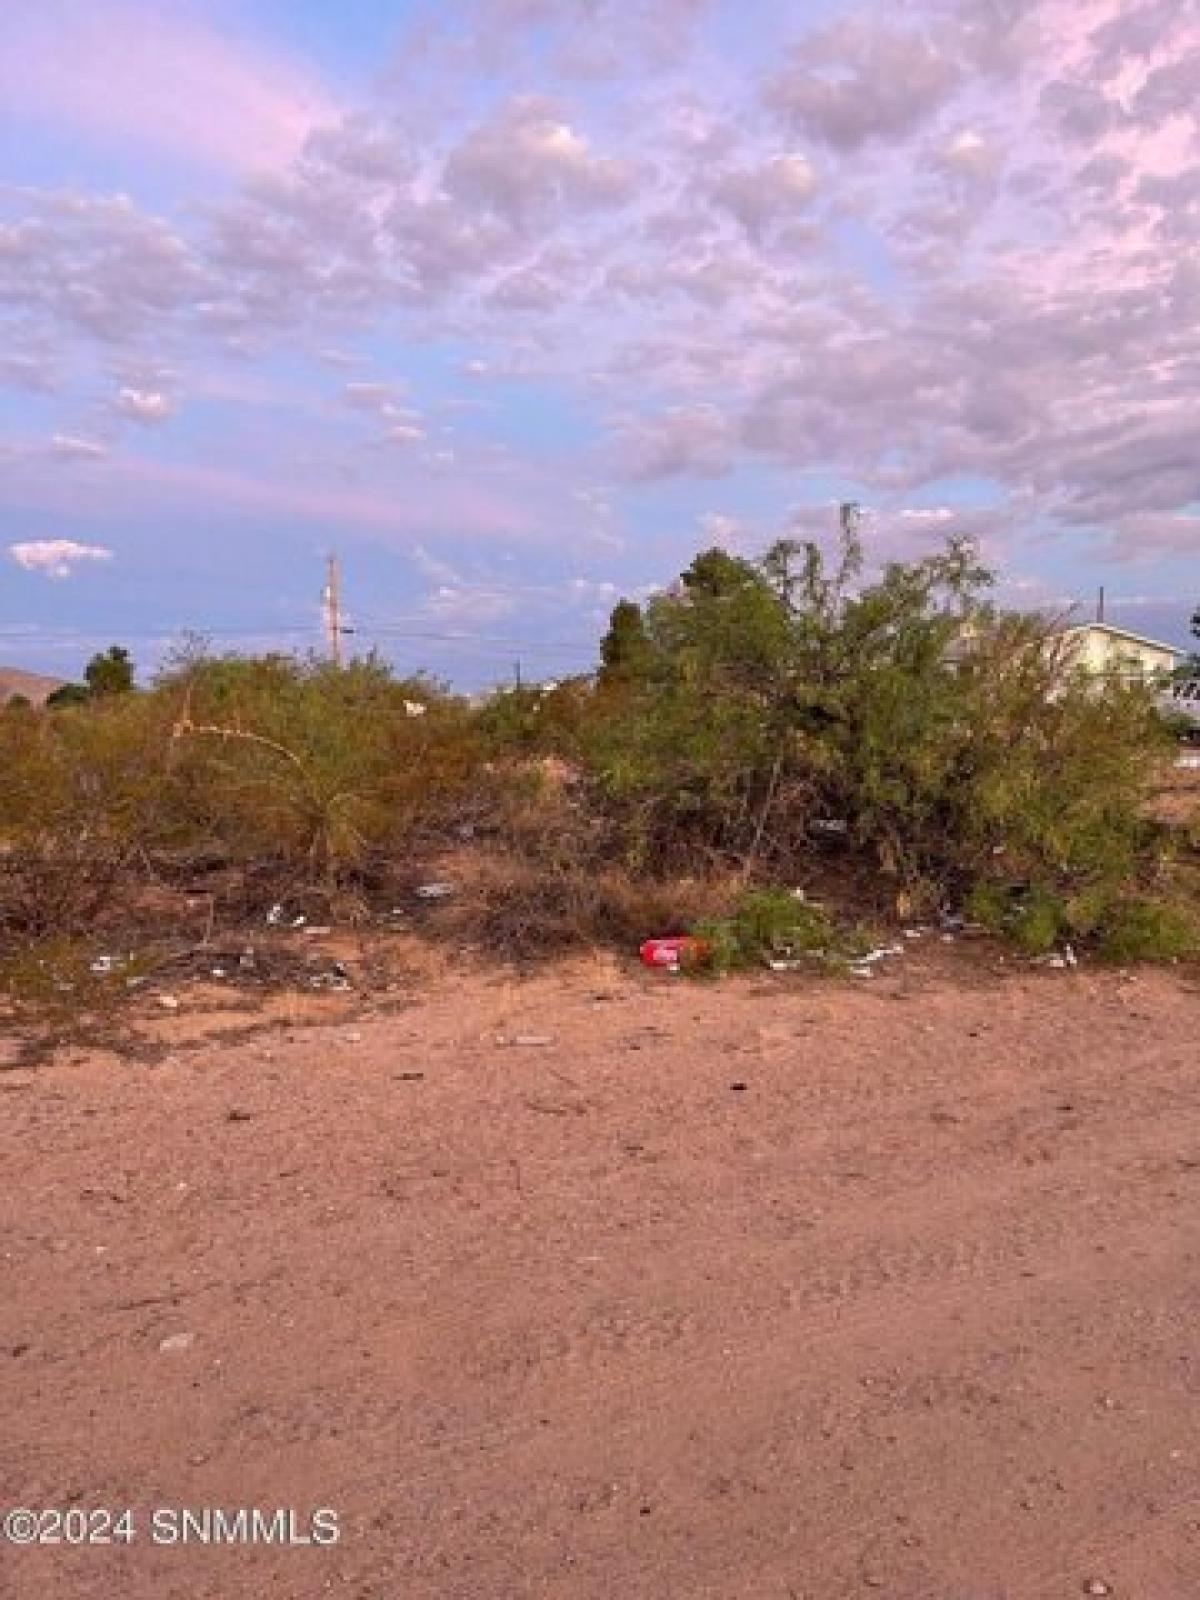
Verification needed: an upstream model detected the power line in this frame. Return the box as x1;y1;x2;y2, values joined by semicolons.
0;621;601;656
1;554;612;669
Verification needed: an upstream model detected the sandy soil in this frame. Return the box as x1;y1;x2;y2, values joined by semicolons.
2;948;1199;1599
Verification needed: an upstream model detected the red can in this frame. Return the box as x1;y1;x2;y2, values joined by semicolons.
640;936;709;970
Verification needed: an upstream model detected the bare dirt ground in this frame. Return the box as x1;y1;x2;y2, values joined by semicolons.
2;947;1199;1600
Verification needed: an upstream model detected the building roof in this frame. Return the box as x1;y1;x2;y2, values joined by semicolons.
1055;622;1185;658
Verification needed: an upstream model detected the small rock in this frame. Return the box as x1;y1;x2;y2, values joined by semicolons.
1082;1582;1112;1597
158;1332;194;1354
157;994;181;1011
512;1034;555;1048
342;1030;364;1044
225;1108;253;1123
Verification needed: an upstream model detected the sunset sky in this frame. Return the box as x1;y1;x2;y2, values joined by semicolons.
2;0;1198;685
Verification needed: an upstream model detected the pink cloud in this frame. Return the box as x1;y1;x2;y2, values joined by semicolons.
2;0;338;177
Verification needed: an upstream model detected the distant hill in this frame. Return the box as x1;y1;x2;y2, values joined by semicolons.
0;667;69;707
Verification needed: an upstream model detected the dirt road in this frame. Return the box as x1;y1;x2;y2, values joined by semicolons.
3;953;1199;1598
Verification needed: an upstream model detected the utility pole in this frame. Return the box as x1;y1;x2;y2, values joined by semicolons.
513;659;523;691
1097;585;1106;624
322;554;344;668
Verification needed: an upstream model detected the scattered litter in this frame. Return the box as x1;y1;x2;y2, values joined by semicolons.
157;994;181;1012
269;906;308;927
158;1332;194;1354
903;928;924;940
811;818;849;836
210;967;228;979
341;1030;363;1044
89;955;123;975
403;700;428;718
415;882;456;900
301;926;333;937
309;972;352;992
1177;752;1200;770
1034;946;1079;971
846;944;905;979
1082;1582;1112;1598
238;949;256;971
767;958;808;972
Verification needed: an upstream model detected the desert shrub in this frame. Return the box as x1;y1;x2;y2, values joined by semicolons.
0;649;484;946
0;690;178;935
587;533;1172;929
966;880;1198;961
0;533;1190;971
1094;899;1198;963
693;888;861;973
155;650;480;883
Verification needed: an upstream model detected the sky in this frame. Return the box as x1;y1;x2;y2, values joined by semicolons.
2;0;1198;687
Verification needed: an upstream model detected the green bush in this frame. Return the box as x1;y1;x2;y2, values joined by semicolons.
0;533;1193;971
586;532;1171;928
1095;899;1198;963
693;888;862;973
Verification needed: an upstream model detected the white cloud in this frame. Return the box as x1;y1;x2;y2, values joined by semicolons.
444;98;637;226
51;433;108;460
343;381;400;410
116;386;175;424
8;539;114;579
698;511;745;545
614;406;737;481
710;154;818;237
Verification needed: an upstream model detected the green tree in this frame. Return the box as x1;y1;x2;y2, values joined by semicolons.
598;599;651;688
85;646;135;696
679;546;758;599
